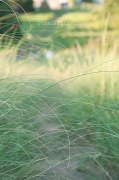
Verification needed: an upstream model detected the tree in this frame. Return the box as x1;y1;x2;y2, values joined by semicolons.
40;0;49;11
0;0;22;42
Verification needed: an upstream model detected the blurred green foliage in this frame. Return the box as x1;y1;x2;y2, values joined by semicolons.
84;0;93;2
0;0;22;42
11;0;33;12
105;0;119;15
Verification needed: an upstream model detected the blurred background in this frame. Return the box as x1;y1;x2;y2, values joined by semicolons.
0;0;119;179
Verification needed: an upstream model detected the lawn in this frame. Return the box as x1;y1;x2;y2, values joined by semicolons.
20;4;117;51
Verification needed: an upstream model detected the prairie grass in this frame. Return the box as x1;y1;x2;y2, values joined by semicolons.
0;37;119;179
0;3;119;180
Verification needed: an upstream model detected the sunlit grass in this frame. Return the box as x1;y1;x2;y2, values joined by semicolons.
0;37;119;179
0;3;119;179
20;6;118;51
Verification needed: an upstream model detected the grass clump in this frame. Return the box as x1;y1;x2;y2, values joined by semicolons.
0;39;119;179
0;3;119;180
